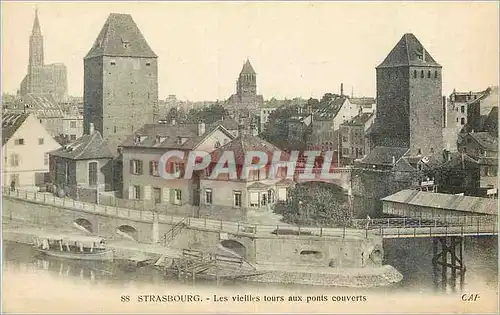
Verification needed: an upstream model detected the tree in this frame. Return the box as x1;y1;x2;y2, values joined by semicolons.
260;105;301;150
272;182;352;227
165;107;187;123
185;103;229;124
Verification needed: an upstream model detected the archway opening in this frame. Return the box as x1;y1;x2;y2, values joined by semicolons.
300;250;323;260
220;240;247;258
117;225;138;241
74;218;93;233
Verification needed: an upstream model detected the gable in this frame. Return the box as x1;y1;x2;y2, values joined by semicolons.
194;127;235;154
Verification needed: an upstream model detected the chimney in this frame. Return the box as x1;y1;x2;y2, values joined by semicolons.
251;124;258;136
340;83;344;97
89;123;95;134
198;121;206;136
171;119;176;125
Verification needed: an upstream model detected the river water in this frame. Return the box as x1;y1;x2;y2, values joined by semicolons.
3;236;497;293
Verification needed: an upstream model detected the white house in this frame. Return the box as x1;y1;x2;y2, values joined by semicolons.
2;113;61;190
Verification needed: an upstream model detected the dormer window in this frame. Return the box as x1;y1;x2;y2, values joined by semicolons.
123;41;130;48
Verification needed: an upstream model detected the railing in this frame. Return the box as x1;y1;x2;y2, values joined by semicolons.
3;188;498;240
162;218;188;246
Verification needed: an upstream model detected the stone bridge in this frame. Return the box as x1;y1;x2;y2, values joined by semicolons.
2;189;382;269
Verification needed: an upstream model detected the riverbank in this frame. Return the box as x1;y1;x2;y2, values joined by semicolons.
3;221;403;288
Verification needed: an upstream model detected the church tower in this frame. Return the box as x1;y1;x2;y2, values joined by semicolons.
236;59;257;100
370;33;443;156
83;13;158;152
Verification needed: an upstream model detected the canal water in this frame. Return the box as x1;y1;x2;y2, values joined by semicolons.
2;236;497;294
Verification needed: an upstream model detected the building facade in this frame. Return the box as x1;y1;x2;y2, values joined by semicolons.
119;122;235;214
340;112;375;165
2;113;61;190
48;125;114;199
83;13;159;153
19;10;68;102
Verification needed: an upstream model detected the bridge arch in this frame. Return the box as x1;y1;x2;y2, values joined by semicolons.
74;218;93;233
116;225;138;241
220;240;247;258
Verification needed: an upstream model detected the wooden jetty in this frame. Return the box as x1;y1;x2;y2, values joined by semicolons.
164;248;264;284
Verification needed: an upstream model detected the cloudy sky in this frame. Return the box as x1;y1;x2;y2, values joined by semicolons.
2;1;498;101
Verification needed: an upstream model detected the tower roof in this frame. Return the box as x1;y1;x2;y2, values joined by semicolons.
240;59;256;75
85;13;157;59
377;33;441;68
32;9;42;36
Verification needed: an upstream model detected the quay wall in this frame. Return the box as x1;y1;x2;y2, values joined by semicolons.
2;196;383;269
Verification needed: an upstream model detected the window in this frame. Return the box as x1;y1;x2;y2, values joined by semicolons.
461;106;465;113
113;126;117;133
110;60;116;66
123;42;130;48
261;193;267;206
70;135;77;140
342;136;348;142
205;188;213;204
434;71;438;78
413;70;417;78
249;192;259;207
133;186;141;199
70;121;77;128
214;141;221;149
456;118;459;122
461;118;465;125
173;162;184;175
417;148;422;155
38;138;44;145
149;161;159;176
14;138;24;145
146;62;151;66
233;191;242;207
421;70;424;78
88;162;98;186
130;159;143;175
44;153;49;166
10;174;19;187
427;70;431;78
10;154;19;167
174;189;182;205
153;187;161;204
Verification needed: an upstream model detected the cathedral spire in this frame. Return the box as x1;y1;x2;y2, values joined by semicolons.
32;8;42;36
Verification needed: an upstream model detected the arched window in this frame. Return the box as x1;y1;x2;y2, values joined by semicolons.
427;70;431;78
461;118;465;125
434;70;438;78
413;70;417;78
88;162;98;186
420;70;424;78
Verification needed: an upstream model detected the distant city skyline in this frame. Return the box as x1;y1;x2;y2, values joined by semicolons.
2;1;498;101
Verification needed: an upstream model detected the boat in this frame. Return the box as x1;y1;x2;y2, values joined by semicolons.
32;233;114;261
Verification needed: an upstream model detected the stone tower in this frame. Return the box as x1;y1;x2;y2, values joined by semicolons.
370;33;443;156
83;13;158;152
236;59;257;101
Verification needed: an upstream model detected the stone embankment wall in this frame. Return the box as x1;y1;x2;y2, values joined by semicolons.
3;196;384;269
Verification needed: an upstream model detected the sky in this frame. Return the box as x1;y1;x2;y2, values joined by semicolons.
2;1;499;101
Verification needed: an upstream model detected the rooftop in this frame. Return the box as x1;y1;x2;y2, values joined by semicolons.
382;189;498;216
468;132;498;152
2;113;30;146
49;131;113;160
358;146;409;166
377;33;441;68
85;13;157;59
